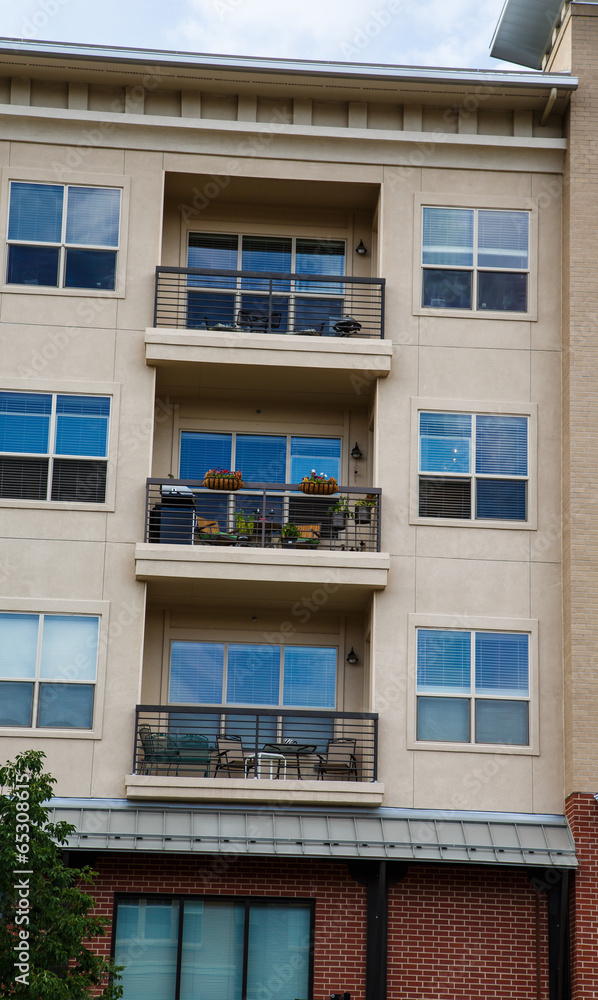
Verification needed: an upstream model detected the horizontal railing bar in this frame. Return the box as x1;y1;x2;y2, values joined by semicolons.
147;478;381;495
156;265;385;287
137;704;378;720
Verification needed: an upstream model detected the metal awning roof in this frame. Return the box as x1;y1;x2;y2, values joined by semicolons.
491;0;567;69
49;798;577;868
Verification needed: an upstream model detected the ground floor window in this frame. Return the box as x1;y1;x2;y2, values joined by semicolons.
113;896;313;1000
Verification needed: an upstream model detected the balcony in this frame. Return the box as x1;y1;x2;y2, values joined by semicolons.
154;266;385;338
125;705;384;806
135;480;389;602
146;268;391;394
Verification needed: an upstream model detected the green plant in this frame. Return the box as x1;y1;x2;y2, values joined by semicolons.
354;493;378;508
0;750;123;998
204;468;242;479
235;512;255;534
329;496;354;517
281;522;300;538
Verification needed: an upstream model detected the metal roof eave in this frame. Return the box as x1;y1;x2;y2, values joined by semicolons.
0;36;576;92
48;798;578;868
490;0;564;69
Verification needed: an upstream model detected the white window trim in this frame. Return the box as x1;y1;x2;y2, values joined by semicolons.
412;193;538;322
0;376;119;511
1;167;130;298
409;397;538;531
0;597;110;740
407;613;539;755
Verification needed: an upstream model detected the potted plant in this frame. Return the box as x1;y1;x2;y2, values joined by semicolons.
235;511;256;537
298;470;338;495
329;496;354;531
281;523;300;546
354;493;378;524
203;467;243;490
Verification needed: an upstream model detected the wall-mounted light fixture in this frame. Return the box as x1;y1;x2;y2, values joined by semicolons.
351;442;363;460
346;647;359;665
354;239;367;255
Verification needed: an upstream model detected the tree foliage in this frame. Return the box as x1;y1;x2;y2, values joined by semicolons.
0;750;122;999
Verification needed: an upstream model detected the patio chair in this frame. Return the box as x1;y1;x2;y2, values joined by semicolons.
195;516;239;545
315;738;358;780
138;725;178;774
296;524;321;548
213;735;256;778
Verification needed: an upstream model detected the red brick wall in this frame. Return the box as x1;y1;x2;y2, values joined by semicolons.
566;792;598;1000
85;853;548;1000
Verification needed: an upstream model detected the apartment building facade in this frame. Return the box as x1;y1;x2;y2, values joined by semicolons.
0;36;578;999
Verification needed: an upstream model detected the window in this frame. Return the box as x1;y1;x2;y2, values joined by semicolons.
0;391;110;502
180;431;341;483
114;896;313;1000
422;207;529;312
187;232;346;332
0;612;99;728
169;641;336;750
416;628;529;745
7;182;121;289
418;411;528;521
170;641;336;708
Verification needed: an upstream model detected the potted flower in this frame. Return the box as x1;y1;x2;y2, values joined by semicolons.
203;468;243;490
329;496;354;531
281;522;300;546
298;470;338;495
354;493;378;524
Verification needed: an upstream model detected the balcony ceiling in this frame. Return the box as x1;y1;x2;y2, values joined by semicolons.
164;174;380;210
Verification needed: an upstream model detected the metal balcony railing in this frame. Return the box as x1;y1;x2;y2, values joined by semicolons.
144;479;382;552
134;705;378;782
154;266;385;339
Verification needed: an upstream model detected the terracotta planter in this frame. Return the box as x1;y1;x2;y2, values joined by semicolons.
298;479;338;495
203;476;243;491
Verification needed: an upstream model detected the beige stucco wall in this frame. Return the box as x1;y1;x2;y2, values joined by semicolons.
0;54;565;812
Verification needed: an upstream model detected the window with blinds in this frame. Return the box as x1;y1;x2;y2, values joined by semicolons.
418;411;528;522
7;181;121;290
187;232;346;332
179;431;342;484
114;897;313;1000
422;207;529;312
169;641;337;711
416;628;529;745
0;611;99;729
0;391;110;503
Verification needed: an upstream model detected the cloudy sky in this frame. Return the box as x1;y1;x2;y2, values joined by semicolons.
1;0;517;71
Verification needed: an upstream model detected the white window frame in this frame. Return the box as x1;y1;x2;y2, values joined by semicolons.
412;193;538;321
0;598;109;739
0;376;119;511
407;613;539;755
409;398;538;530
1;167;130;298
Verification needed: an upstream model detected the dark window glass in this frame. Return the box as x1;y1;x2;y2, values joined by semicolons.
478;271;527;312
64;248;116;289
422;269;472;308
475;699;528;744
475;479;526;521
7;244;60;286
37;683;94;728
187;291;236;329
0;457;48;499
50;459;107;503
0;681;34;726
417;696;469;742
294;296;343;335
419;476;471;518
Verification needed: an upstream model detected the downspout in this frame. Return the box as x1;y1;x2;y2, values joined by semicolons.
347;861;408;1000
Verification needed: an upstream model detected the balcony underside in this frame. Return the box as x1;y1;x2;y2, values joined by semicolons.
125;773;385;806
135;544;389;609
145;329;392;398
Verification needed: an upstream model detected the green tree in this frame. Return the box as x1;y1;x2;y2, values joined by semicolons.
0;749;122;999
